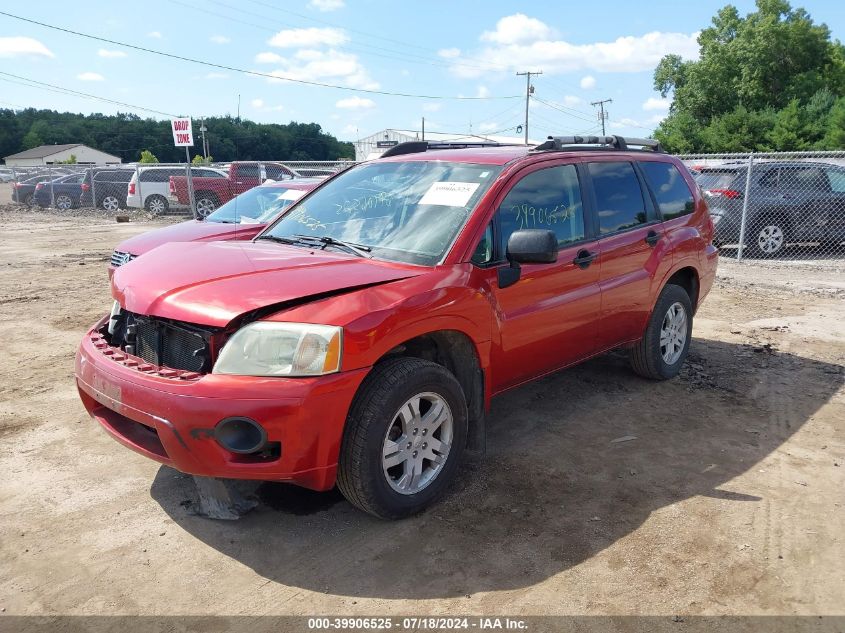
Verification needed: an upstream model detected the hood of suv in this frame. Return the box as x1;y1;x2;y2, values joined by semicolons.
114;220;263;259
111;240;424;327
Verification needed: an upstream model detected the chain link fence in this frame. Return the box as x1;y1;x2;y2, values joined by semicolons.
4;152;845;264
1;160;355;217
679;151;845;262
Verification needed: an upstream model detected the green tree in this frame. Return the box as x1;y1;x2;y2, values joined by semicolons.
59;154;78;164
821;97;845;148
191;154;212;164
653;0;845;152
139;149;159;163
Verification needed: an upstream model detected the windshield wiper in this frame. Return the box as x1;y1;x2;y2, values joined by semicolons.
255;234;308;246
291;234;373;258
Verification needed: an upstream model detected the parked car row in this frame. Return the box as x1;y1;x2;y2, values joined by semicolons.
693;160;845;257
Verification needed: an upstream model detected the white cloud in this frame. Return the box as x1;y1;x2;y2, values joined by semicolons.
210;35;231;45
423;103;442;112
438;47;461;59
643;97;671;111
309;0;345;11
478;122;500;132
261;49;378;90
255;52;285;64
480;14;553;45
0;36;54;58
97;48;126;58
580;75;596;89
251;98;265;108
476;85;491;98
562;95;583;106
147;31;162;39
336;96;376;109
205;72;229;80
446;16;699;78
267;27;348;48
342;124;358;136
77;72;104;81
609;114;665;131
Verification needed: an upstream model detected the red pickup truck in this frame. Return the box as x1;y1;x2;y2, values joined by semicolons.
169;161;299;217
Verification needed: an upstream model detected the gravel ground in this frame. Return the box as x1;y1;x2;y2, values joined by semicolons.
0;209;842;623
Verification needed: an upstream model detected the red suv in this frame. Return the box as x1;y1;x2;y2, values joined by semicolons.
75;136;718;519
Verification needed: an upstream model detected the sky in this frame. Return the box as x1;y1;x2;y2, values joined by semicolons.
1;0;844;145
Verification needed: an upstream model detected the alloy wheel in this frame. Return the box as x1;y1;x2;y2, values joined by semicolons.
55;195;73;210
660;301;688;365
381;392;453;495
757;225;785;254
102;196;119;211
196;198;215;217
147;197;166;215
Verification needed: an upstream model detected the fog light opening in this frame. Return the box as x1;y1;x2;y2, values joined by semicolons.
214;417;268;454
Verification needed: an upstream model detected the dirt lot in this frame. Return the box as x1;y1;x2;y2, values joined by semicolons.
0;208;843;619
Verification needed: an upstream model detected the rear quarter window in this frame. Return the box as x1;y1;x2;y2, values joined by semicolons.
640;161;695;220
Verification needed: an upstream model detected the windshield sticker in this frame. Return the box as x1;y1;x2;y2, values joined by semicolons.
279;189;306;201
419;182;480;207
479;171;490;178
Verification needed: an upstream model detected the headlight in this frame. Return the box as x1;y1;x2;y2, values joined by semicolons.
213;322;342;377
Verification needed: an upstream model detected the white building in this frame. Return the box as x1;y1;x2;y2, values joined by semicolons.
353;129;540;161
3;144;122;167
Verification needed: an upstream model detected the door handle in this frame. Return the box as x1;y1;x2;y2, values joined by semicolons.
573;249;598;269
645;230;661;247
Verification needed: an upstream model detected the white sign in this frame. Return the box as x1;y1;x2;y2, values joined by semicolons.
418;181;480;207
171;118;194;147
279;189;307;201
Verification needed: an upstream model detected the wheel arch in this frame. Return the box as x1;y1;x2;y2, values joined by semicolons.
664;265;701;313
375;329;487;457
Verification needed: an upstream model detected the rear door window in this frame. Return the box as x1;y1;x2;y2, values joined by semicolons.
587;161;648;234
640;161;695;220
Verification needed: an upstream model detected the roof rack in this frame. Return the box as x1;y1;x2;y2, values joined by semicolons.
380;140;517;158
533;135;664;153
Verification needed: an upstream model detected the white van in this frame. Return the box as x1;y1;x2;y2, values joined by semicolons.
126;166;226;214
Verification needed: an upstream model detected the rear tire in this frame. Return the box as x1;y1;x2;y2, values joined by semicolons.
100;195;121;211
22;193;33;206
337;357;468;520
195;194;218;218
145;194;169;216
55;194;74;210
630;284;693;380
748;218;788;258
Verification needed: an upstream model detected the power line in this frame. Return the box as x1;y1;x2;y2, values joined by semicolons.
0;10;521;101
0;73;178;117
530;96;596;125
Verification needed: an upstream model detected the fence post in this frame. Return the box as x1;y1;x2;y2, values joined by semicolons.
135;163;141;212
736;152;754;261
90;167;97;210
49;165;55;208
185;148;197;219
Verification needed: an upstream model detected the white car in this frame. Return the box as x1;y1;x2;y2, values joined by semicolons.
125;166;227;214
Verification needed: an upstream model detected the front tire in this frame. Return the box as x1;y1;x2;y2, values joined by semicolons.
337;357;468;519
55;194;74;210
630;284;693;380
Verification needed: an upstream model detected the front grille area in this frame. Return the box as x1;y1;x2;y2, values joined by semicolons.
111;312;215;373
110;250;136;267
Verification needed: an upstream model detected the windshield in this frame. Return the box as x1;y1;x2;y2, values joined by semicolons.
262;160;501;265
207;185;311;224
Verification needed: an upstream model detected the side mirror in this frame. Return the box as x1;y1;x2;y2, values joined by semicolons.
506;229;559;264
498;229;558;289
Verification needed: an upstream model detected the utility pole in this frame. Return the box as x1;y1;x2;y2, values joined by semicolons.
591;98;612;136
422;117;425;141
516;70;541;145
199;118;208;160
